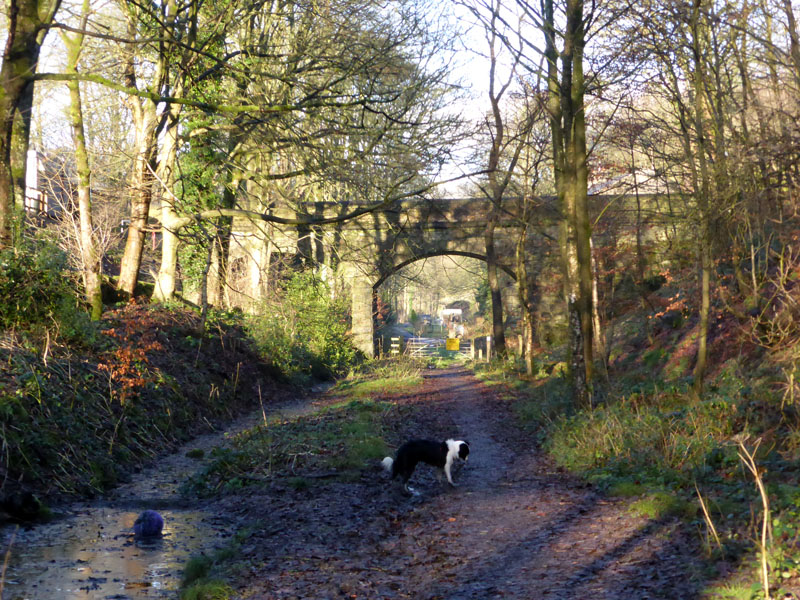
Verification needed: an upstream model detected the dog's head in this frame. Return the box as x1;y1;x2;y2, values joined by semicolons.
456;440;470;461
446;439;470;462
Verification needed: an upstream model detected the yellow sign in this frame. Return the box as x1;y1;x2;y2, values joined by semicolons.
446;338;460;351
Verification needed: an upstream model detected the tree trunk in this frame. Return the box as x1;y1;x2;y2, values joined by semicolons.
482;5;511;360
117;105;157;298
207;235;223;306
568;0;594;395
11;81;32;212
0;0;62;248
152;101;183;303
546;0;592;402
116;13;163;298
569;294;589;406
152;0;201;304
631;138;655;344
693;239;711;397
590;239;606;370
62;3;102;319
690;0;713;398
516;224;537;375
485;214;507;357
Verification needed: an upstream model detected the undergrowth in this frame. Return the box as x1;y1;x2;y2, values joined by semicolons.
0;240;96;345
184;398;400;496
245;272;358;383
0;248;360;510
0;291;273;507
184;358;423;497
478;353;800;597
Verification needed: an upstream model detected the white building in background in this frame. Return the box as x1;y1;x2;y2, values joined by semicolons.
23;149;64;216
25;149;47;214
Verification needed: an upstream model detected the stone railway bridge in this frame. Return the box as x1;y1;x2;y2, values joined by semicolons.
230;193;675;356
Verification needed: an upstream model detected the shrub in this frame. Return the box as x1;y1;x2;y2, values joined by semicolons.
0;240;95;344
246;271;357;381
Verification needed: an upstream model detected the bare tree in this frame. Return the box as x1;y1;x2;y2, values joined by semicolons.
61;0;102;318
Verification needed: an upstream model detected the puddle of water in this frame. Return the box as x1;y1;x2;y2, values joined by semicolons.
1;506;218;599
0;401;320;600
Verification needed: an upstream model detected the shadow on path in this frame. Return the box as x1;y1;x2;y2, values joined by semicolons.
238;367;708;599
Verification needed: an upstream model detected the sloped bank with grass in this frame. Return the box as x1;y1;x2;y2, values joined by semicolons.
0;244;362;519
0;300;282;514
474;351;800;598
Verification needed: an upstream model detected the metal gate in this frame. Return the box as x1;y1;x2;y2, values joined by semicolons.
406;337;444;357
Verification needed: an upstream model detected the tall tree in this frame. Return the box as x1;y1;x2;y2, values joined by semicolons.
115;0;164;298
632;0;737;397
0;0;62;248
61;0;102;319
539;0;594;403
151;0;204;303
687;0;713;397
467;0;601;399
463;0;544;360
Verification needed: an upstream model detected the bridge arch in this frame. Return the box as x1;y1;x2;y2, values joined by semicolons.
242;197;523;356
344;250;518;357
372;250;517;290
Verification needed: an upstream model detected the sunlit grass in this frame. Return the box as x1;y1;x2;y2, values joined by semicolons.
627;491;693;520
479;359;800;597
184;398;397;496
707;581;763;599
335;375;421;398
180;581;234;600
333;357;424;398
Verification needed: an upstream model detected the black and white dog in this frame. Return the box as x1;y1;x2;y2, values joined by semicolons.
382;439;470;493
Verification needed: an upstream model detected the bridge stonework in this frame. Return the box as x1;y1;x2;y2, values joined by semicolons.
229;198;519;356
327;198;518;356
228;193;675;356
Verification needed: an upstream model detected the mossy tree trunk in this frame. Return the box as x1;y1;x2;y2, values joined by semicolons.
689;0;713;398
542;0;593;405
116;10;163;298
62;0;102;319
0;0;62;248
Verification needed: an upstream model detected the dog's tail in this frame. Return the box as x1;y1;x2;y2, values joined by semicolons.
381;456;394;472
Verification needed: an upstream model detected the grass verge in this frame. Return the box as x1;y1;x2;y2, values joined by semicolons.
332;357;423;398
474;357;800;598
184;398;397;496
184;358;425;497
179;529;252;600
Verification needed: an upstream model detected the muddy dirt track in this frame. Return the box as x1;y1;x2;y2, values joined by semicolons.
226;367;706;599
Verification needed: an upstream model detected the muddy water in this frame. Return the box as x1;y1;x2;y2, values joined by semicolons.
1;506;212;599
0;394;322;600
